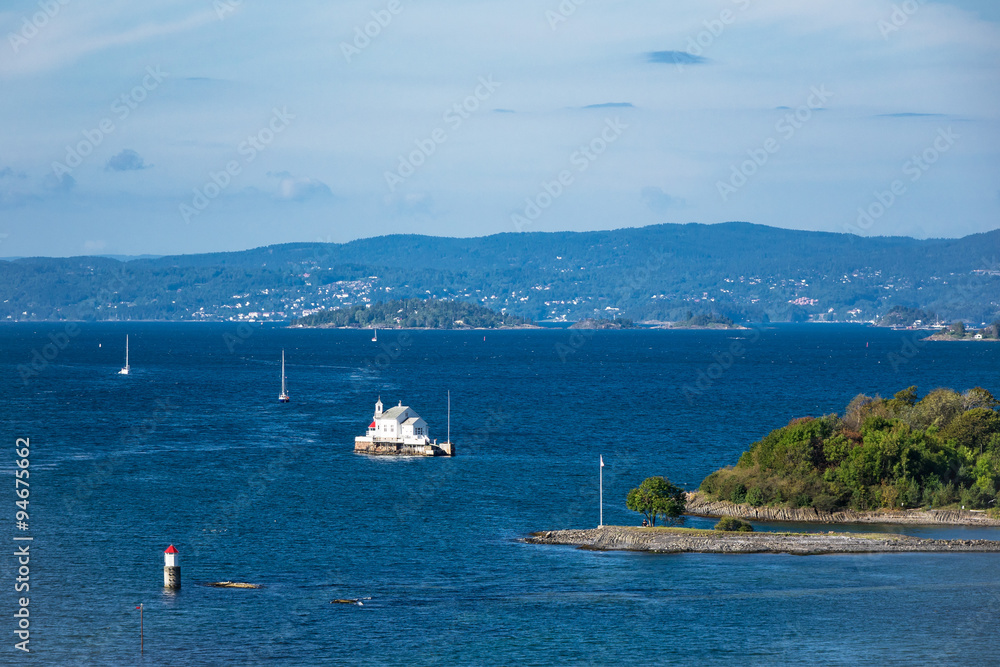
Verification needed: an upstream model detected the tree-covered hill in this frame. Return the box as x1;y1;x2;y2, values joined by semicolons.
2;222;998;323
291;298;532;329
700;387;1000;512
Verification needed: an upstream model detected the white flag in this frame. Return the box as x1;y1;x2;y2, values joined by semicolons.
600;455;604;468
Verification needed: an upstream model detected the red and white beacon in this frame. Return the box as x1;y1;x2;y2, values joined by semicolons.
163;544;180;590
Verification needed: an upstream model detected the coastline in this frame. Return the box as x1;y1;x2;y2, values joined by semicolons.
286;323;542;330
685;492;1000;526
921;334;999;342
525;526;1000;555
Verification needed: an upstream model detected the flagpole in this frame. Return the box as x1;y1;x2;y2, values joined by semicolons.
599;456;604;528
139;603;143;654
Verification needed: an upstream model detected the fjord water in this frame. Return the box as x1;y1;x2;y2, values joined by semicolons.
2;323;999;665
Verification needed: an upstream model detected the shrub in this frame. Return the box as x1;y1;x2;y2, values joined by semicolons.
812;494;840;513
715;517;754;532
959;485;993;510
746;487;765;507
729;484;748;505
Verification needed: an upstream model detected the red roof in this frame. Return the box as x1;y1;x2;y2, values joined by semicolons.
369;421;376;428
164;545;178;554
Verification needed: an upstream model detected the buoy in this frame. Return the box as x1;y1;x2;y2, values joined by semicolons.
163;544;180;590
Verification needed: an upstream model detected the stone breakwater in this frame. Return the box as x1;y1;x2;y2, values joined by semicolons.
685;492;1000;526
525;527;1000;555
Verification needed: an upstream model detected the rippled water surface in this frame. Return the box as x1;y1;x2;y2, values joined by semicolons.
2;323;999;665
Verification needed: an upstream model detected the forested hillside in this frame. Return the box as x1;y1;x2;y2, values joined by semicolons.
700;387;1000;512
2;222;997;323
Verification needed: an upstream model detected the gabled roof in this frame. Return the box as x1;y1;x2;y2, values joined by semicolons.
402;417;422;425
379;405;413;421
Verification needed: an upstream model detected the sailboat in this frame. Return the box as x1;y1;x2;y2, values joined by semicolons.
278;350;290;403
118;335;130;375
371;328;378;342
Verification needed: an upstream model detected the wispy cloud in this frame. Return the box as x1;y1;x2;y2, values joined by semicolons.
581;102;634;109
647;51;709;65
265;172;333;202
641;187;684;213
876;112;947;118
106;149;151;172
1;10;217;77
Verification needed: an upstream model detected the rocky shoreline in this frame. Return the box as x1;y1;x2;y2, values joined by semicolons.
684;492;1000;526
525;527;1000;555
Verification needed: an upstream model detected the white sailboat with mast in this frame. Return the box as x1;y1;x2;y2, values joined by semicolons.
278;350;290;403
118;335;130;375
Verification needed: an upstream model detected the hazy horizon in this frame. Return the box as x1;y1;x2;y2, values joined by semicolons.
2;0;998;257
3;219;999;261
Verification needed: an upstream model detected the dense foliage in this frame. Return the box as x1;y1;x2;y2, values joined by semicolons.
674;312;736;328
2;222;998;323
714;517;754;532
878;306;936;327
568;317;635;329
626;476;687;526
700;387;1000;512
291;298;532;329
937;321;1000;339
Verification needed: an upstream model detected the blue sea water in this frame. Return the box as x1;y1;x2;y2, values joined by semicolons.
2;323;999;665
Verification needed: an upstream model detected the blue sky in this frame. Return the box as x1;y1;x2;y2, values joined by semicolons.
0;0;998;257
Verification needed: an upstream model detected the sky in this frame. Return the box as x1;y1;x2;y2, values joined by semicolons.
0;0;998;257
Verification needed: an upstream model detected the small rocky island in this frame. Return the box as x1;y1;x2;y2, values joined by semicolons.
642;313;748;330
923;321;999;342
526;526;1000;555
290;297;535;330
568;317;634;330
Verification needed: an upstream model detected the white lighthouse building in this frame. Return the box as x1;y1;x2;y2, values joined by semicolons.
354;398;454;456
163;544;180;589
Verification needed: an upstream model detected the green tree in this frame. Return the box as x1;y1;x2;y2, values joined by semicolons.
942;408;1000;454
715;517;754;532
745;487;765;507
963;387;1000;411
626;476;686;527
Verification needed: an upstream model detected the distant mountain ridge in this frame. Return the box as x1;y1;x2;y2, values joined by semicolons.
2;222;998;323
